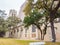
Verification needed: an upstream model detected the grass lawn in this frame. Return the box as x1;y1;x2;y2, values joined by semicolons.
0;38;60;45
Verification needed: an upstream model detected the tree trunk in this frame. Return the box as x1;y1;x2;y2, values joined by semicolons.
50;19;56;42
42;31;44;40
34;23;45;40
41;31;42;40
40;30;44;40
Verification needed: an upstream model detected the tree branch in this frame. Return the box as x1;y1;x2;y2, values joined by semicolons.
34;23;42;32
53;0;60;13
50;0;55;10
42;0;50;11
43;17;48;35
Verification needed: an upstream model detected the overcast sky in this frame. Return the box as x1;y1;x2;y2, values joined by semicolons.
0;0;25;14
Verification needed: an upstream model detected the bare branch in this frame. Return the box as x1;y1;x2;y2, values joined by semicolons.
50;0;55;10
42;0;50;11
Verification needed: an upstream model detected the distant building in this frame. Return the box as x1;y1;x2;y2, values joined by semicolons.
18;1;26;21
9;9;17;16
5;9;20;38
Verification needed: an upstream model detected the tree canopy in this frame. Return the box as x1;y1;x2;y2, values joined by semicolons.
23;0;60;42
24;9;49;40
0;10;7;37
7;15;21;30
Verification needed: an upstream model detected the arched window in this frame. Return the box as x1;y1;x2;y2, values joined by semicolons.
32;25;36;32
25;27;28;33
